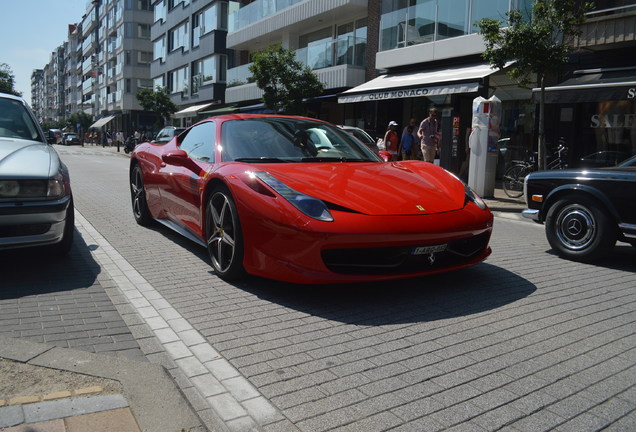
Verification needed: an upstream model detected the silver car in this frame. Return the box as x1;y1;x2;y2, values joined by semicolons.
0;92;74;253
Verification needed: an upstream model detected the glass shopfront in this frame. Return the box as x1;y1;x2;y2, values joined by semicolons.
544;98;636;166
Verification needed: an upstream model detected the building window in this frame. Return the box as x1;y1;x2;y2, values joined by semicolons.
168;21;189;52
138;79;153;89
153;76;165;90
138;24;150;38
191;54;226;93
138;51;153;64
379;0;532;51
153;37;166;61
168;65;189;95
202;3;217;35
154;0;166;22
192;11;201;47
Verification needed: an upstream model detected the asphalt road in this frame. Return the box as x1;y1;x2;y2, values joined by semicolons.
1;144;635;432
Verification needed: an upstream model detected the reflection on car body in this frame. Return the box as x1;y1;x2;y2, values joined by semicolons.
0;92;74;253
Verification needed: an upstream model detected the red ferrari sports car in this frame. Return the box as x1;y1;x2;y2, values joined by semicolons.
130;114;493;284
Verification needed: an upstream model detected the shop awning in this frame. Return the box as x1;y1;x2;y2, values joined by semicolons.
89;115;116;129
174;102;216;118
338;63;502;103
534;68;636;103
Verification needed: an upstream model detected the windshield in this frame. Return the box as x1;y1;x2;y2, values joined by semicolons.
618;155;636;167
221;118;381;163
0;97;44;142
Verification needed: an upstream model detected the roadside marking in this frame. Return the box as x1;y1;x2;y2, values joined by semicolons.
74;211;285;431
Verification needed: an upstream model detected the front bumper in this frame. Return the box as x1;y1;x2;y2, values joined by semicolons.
0;195;72;249
522;209;540;222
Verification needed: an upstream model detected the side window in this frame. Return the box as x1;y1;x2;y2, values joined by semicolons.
179;121;215;163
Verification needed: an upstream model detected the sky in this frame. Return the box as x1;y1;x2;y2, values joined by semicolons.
0;0;90;104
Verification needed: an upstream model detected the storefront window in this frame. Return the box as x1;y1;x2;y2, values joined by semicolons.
584;101;636;156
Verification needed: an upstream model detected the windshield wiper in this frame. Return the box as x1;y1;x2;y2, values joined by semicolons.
233;157;294;163
300;157;368;162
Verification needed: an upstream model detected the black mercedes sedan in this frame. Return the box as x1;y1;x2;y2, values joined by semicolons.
523;155;636;261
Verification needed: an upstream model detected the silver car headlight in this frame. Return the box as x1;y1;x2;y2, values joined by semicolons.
253;172;334;222
0;175;65;199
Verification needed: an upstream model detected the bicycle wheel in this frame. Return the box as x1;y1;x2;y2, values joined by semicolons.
502;164;529;198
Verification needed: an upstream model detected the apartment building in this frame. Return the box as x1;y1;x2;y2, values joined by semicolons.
225;0;370;125
80;0;156;134
150;0;229;126
30;69;45;123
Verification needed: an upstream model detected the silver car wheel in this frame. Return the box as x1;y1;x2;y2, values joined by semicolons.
207;192;237;273
554;204;596;251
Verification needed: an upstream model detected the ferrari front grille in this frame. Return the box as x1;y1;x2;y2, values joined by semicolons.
321;232;490;275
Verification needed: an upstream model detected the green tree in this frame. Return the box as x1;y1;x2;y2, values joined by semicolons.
249;43;324;115
477;0;593;169
65;111;93;132
0;63;21;96
136;86;178;125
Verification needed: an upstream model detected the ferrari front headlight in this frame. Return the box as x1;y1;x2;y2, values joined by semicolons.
253;172;334;222
465;184;487;210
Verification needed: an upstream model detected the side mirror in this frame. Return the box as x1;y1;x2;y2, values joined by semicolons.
162;150;201;173
378;150;392;162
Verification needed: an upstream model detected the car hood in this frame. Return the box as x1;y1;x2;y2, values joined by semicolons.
0;138;58;178
255;161;467;216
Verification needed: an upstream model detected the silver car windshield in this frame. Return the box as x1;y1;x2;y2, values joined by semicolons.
0;97;44;142
221;118;381;163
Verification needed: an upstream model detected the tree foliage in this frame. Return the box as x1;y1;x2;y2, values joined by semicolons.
136;86;178;124
477;0;593;169
65;111;93;132
249;44;324;115
0;63;21;96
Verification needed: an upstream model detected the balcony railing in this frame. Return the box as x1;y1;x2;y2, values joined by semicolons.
226;37;365;87
229;0;303;32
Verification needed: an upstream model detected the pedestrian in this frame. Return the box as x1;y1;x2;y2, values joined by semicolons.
134;129;141;145
418;107;439;163
115;130;124;152
403;117;420;159
383;121;400;161
399;125;415;160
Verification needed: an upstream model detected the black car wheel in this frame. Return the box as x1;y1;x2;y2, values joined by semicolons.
131;165;151;225
205;186;245;281
545;194;616;261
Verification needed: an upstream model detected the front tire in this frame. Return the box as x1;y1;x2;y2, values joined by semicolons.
131;165;152;226
205;186;245;281
545;194;616;262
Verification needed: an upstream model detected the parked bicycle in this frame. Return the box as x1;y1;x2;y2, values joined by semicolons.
502;143;568;198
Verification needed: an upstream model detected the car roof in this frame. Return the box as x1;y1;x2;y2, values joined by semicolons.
0;92;23;102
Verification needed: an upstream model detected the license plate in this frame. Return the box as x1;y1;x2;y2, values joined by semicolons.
412;244;447;255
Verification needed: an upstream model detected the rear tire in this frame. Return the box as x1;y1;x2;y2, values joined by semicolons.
502;164;528;198
131;165;152;226
545;194;616;262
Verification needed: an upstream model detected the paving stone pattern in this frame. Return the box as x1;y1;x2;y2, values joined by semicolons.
40;147;636;431
0;215;145;361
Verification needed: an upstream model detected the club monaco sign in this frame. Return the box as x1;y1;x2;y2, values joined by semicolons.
338;82;479;104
